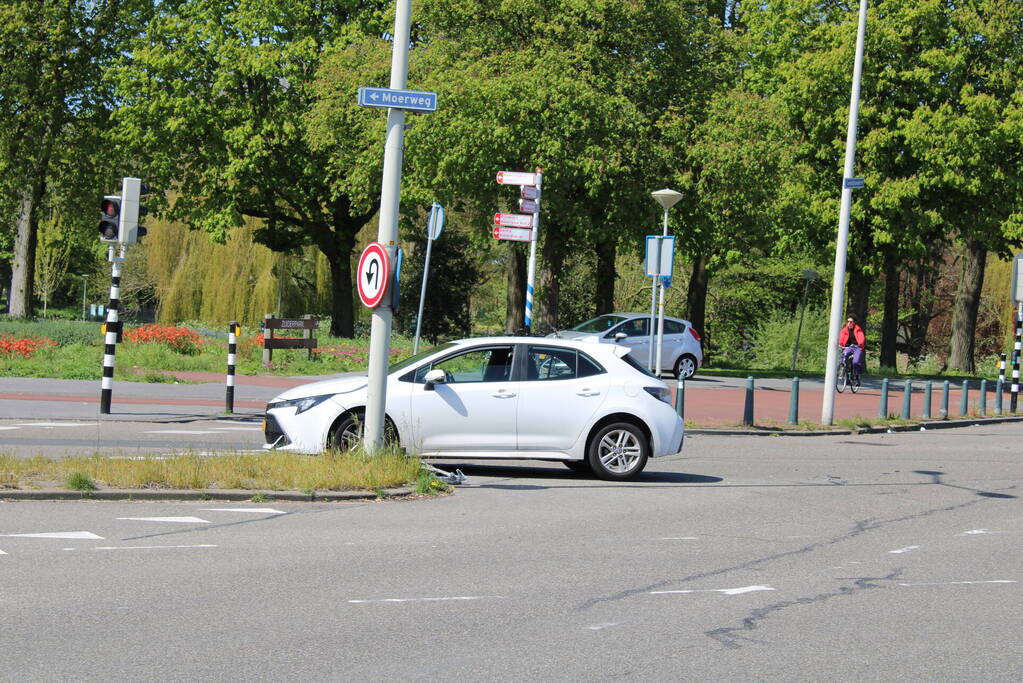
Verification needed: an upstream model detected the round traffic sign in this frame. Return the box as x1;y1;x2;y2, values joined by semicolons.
357;242;390;308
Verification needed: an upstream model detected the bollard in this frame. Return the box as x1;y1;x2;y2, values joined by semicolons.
879;377;889;418
998;353;1006;383
960;379;970;416
922;380;932;419
788;377;799;425
940;380;950;418
995;378;1003;415
226;321;239;414
978;378;987;417
901;379;912;420
743;376;754;426
674;378;685;420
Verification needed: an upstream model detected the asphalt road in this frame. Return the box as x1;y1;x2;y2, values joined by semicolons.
2;424;1020;681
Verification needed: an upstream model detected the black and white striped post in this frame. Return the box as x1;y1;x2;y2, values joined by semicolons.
226;321;239;413
1011;302;1022;413
99;245;126;414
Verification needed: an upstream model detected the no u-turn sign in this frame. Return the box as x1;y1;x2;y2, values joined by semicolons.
357;242;390;308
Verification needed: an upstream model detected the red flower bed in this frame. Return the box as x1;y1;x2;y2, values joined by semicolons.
124;324;203;354
0;334;56;358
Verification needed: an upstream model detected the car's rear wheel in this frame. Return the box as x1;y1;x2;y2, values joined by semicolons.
328;410;397;453
673;354;698;379
587;422;649;480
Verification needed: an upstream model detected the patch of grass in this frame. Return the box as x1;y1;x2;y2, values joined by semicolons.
250;492;271;502
66;472;97;492
415;469;452;495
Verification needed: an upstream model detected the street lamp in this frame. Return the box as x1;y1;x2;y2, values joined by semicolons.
791;269;819;372
650;188;683;374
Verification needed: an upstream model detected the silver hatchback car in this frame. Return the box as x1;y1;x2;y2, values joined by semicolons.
551;313;703;379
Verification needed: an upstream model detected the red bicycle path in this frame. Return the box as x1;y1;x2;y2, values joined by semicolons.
0;371;1007;427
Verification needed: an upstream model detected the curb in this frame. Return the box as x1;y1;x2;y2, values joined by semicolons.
687;414;1023;437
0;486;415;503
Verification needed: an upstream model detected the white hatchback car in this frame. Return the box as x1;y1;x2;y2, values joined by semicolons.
263;336;684;480
552;313;703;379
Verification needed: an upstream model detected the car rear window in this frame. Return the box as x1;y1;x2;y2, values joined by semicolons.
620;351;655;378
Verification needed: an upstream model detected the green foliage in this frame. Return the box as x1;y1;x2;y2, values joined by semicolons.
0;318;98;347
749;307;832;372
66;472;96;492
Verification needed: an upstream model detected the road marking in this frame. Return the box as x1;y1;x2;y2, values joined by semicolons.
12;422;84;427
200;508;286;514
144;430;219;435
658;537;698;540
0;531;104;539
93;545;218;551
0;548;6;555
0;427;18;431
958;529;1005;536
899;581;1016;587
889;545;920;554
117;516;211;524
584;623;619;631
650;585;776;596
210;427;264;432
348;596;506;604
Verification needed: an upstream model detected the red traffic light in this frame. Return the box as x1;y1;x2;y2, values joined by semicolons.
101;197;119;217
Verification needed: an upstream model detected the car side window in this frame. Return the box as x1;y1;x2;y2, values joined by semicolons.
663;320;686;335
412;346;513;384
611;318;649;338
526;346;604;381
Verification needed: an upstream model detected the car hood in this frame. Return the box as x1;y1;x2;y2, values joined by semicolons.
548;330;603;343
269;373;368;402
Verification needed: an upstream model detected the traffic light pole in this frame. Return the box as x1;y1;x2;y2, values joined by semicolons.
99;244;126;414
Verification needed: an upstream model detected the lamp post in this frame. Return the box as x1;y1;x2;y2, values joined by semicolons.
650;189;683;375
791;269;819;372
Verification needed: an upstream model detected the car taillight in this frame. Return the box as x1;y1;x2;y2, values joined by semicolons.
689;327;701;342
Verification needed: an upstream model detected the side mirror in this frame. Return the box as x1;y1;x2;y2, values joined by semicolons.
614;332;627;342
423;368;446;391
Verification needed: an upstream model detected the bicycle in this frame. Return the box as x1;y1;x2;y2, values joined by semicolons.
836;346;861;393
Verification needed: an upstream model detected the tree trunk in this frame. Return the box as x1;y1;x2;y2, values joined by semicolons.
8;183;42;317
504;243;526;334
948;240;987;373
846;263;870;328
537;237;564;334
323;230;355;338
879;250;899;369
686;255;708;335
594;237;616;314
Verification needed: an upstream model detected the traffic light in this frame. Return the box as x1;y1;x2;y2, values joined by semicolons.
118;177;151;244
99;195;121;242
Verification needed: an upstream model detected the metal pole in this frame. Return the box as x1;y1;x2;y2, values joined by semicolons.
879;377;889;418
901;379;912;420
978;378;987;417
364;0;412;452
788;377;800;425
654;209;669;376
743;376;755;426
81;275;87;321
960;379;970;417
995;378;1003;415
1011;302;1022;413
822;0;868;425
524;169;542;334
940;380;950;418
412;232;434;354
791;278;811;372
675;377;685;420
648;240;658;371
100;244;126;414
226;321;238;414
922;380;932;419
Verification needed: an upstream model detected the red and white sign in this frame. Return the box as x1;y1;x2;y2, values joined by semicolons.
518;198;539;214
494;212;533;228
496;171;538;186
357;242;390;308
493;226;532;242
520;185;540;200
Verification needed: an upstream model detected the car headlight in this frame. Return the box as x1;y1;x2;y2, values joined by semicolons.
266;394;334;414
643;386;672;405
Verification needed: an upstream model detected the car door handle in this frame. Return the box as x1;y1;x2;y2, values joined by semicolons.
491;391;517;399
576;390;601;397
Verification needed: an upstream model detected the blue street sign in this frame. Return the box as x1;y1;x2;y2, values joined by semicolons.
843;177;866;189
358;87;438;113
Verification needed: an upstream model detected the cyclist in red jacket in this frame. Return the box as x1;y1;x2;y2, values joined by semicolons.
838;316;866;374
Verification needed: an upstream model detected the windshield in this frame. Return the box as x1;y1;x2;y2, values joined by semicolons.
388;342;458;374
570;315;626;333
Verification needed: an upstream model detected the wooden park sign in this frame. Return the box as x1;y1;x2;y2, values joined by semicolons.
262;314;318;366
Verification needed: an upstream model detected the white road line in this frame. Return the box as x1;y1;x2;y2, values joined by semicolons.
144;430;219;435
889;545;920;554
959;529;1005;535
348;596;506;604
210;427;264;432
200;508;286;514
658;537;698;540
0;548;6;555
584;623;619;631
899;581;1017;587
0;531;104;539
0;426;19;431
117;516;211;524
93;545;218;551
650;585;776;596
12;422;85;427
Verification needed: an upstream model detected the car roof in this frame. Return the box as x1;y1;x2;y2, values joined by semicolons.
446;336;630;358
602;312;692;325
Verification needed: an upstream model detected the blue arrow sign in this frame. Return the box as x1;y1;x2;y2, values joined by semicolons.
358;87;438;113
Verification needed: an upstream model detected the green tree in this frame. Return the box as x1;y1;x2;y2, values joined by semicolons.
112;1;389;337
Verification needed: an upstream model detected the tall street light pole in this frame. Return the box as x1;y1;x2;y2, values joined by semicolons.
822;0;868;425
651;189;683;375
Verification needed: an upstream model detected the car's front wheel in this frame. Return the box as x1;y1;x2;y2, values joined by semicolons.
587;422;649;480
328;410;397;453
673;354;698;379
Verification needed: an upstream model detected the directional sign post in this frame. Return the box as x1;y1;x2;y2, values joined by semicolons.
494;213;533;228
495;169;542;332
357;242;390;308
413;203;444;353
492;226;532;242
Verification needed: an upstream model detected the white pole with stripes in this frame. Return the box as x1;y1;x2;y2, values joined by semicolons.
226;321;239;413
1011;303;1021;413
99;244;126;414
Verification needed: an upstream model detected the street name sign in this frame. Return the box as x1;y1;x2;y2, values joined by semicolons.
843;177;866;189
518;198;539;214
357;242;390;308
493;226;532;242
496;171;538;186
357;87;438;113
494;212;533;228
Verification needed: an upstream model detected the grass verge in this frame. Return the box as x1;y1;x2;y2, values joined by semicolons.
0;448;448;496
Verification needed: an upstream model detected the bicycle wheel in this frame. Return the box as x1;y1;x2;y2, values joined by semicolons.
837;358;848;393
850;367;861;393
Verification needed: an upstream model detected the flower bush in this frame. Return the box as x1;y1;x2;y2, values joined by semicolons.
124;324;203;355
0;334;56;358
